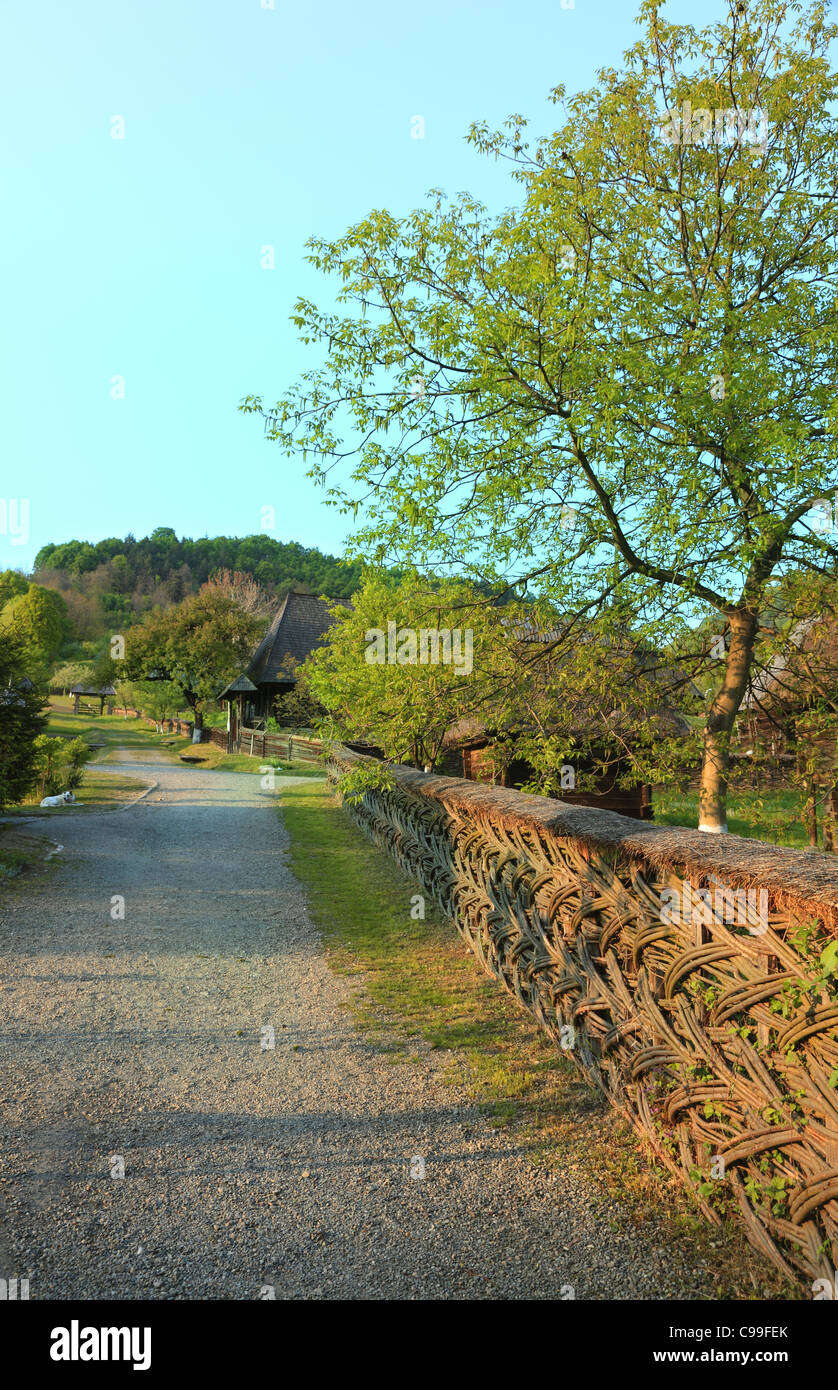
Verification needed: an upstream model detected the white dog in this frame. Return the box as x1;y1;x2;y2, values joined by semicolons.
40;790;76;808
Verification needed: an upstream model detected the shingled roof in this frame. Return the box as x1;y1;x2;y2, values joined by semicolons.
247;591;351;687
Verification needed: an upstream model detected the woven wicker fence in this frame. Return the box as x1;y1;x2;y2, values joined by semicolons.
329;745;838;1286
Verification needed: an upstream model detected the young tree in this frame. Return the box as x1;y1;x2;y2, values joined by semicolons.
0;570;29;611
0;634;48;809
0;585;70;682
301;573;497;772
123;590;262;739
135;681;181;732
245;0;838;832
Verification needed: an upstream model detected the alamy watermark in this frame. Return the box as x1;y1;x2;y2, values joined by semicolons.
661;882;769;936
660;102;769;150
0;499;29;546
365;622;473;675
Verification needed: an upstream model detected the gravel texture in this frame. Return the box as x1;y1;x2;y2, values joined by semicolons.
0;758;693;1300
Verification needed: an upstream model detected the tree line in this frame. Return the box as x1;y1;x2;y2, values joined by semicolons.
30;527;362;642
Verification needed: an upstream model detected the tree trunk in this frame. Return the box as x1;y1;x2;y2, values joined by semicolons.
824;786;838;853
805;776;819;848
698;609;758;834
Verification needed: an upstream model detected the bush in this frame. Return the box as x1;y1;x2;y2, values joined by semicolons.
32;734;94;800
64;736;94;789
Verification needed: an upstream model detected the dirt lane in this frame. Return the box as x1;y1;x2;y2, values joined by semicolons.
0;759;684;1300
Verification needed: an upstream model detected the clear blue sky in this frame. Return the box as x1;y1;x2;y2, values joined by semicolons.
1;0;729;574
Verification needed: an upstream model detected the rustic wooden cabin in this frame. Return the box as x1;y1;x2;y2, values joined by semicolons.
226;588;352;726
438;715;659;818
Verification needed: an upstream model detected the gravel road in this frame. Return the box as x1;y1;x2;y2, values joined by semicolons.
0;757;692;1300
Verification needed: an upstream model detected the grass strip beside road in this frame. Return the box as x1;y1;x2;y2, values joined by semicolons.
279;778;799;1301
46;702;324;776
7;770;151;816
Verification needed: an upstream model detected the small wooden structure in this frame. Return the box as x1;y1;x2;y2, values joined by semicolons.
69;683;116;715
244;588;351;723
217;674;258;753
0;675;33;708
441;718;655;819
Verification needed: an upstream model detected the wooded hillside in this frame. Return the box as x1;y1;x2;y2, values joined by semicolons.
30;527;362;639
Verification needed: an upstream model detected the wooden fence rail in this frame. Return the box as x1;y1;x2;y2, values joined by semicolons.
329;743;838;1287
205;726;323;762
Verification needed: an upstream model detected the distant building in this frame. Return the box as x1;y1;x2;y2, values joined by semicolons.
69;684;116;715
231;588;351;725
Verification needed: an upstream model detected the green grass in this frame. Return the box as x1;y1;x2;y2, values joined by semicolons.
7;769;150;815
278;779;799;1300
655;787;809;849
45;701;325;776
46;700;189;762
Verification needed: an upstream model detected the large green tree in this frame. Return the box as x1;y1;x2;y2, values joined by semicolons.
244;0;838;832
123;589;262;737
0;633;48;809
0;584;70;683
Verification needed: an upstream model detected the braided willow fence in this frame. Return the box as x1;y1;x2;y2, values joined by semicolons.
329;746;838;1286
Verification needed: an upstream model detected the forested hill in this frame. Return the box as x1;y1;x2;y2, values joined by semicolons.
31;528;362;640
33;528;360;592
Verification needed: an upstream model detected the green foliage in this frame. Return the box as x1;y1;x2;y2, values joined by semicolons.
29;732;95;798
0;585;70;681
0;570;28;610
62;736;94;789
123;589;263;726
246;0;838;827
31;736;68;799
304;570;695;791
301;572;501;771
32;531;361;625
0;633;48;809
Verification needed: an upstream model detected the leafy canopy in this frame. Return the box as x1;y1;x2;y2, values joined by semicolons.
244;0;838;663
122;589;263;719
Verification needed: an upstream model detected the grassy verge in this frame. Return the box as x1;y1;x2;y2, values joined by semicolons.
0;827;53;882
279;779;801;1301
44;703;324;776
654;787;808;849
7;770;150;816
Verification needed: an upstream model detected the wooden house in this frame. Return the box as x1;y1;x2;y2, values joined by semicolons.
438;715;661;818
226;588;351;725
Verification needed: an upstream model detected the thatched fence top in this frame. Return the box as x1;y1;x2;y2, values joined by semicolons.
342;750;838;931
329;744;838;1289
